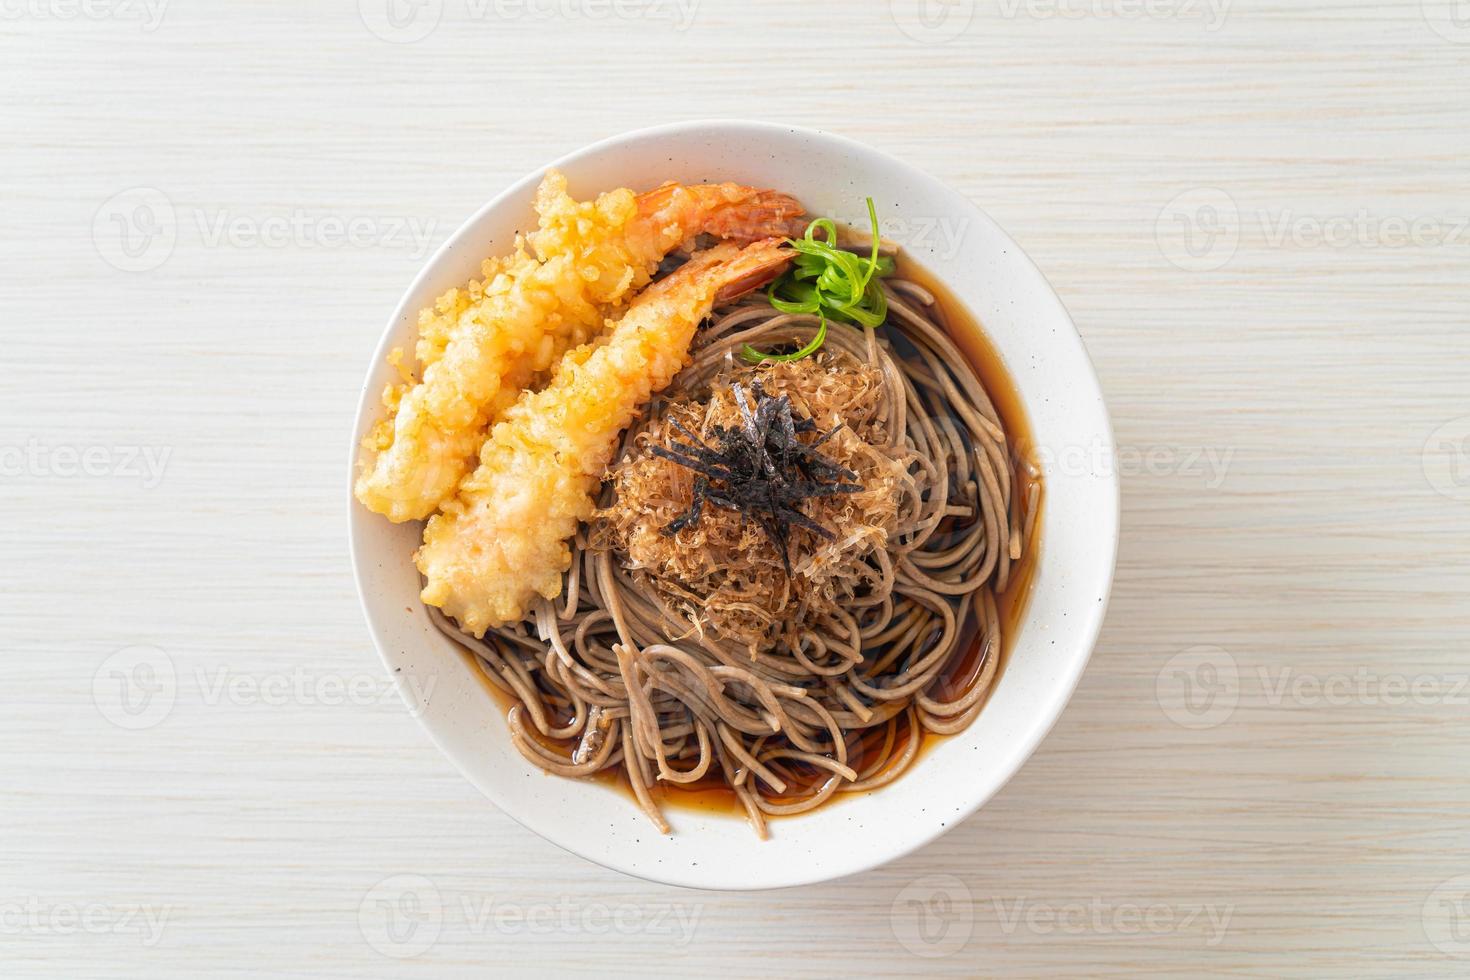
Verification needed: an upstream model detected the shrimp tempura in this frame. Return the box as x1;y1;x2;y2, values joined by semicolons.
417;239;794;636
355;172;803;522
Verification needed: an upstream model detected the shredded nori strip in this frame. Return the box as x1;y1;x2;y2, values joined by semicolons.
653;380;863;576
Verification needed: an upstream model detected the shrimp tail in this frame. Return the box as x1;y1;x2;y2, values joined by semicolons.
702;189;808;243
636;182;807;246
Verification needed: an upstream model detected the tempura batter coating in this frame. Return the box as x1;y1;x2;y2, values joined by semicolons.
417;239;793;635
355;172;803;522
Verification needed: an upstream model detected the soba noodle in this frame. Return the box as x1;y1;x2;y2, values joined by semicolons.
430;276;1038;837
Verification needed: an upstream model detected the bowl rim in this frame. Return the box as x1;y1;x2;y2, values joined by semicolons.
348;118;1119;890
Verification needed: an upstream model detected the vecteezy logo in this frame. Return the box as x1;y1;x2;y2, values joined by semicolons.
92;645;177;730
1424;874;1470;956
1423;0;1470;44
359;874;442;958
889;0;975;43
92;188;176;273
1156;645;1239;729
891;874;973;958
359;0;443;43
1422;416;1470;502
1155;188;1240;272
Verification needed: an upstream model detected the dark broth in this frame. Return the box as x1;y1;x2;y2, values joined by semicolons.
455;253;1041;821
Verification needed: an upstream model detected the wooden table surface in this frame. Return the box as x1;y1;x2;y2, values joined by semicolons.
4;1;1468;976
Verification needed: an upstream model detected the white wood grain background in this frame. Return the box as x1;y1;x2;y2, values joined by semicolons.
3;0;1468;976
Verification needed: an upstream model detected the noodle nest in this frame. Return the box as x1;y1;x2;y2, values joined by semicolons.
432;278;1038;838
597;351;909;653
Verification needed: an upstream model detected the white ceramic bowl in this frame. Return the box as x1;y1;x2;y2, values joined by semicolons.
348;120;1118;890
